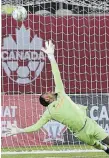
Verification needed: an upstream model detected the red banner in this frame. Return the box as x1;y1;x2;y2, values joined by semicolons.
1;95;48;147
2;15;109;93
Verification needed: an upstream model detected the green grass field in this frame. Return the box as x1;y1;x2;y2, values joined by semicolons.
1;152;109;158
1;145;109;158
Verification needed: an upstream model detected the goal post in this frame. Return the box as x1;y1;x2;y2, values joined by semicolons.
1;0;109;156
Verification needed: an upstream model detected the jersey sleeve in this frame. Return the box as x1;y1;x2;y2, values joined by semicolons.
50;59;65;93
78;104;88;116
24;109;51;133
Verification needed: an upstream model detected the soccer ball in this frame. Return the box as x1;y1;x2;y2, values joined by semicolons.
12;6;27;21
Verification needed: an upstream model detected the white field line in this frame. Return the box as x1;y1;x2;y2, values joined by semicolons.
1;149;103;155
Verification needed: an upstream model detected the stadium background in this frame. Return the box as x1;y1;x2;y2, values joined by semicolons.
1;1;109;153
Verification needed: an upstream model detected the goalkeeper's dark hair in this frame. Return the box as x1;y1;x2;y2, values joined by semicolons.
39;95;49;107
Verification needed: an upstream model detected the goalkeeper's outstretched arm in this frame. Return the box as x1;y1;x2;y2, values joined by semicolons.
6;109;51;136
23;109;51;133
41;40;65;93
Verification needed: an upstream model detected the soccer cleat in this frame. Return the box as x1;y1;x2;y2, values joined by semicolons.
105;147;109;154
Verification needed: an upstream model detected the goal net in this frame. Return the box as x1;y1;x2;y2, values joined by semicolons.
1;0;109;156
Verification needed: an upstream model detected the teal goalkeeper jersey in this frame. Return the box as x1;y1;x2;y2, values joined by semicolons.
24;60;87;133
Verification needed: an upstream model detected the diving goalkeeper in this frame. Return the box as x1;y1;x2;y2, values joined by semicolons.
6;40;109;154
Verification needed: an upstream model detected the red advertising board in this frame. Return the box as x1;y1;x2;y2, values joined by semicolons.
2;15;109;93
1;95;50;147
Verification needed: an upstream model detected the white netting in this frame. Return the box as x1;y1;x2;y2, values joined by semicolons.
1;0;109;157
1;0;109;12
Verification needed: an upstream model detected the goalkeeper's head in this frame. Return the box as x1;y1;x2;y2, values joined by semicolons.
39;92;57;107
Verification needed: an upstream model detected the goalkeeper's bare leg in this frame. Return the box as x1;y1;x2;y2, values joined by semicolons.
102;136;109;145
102;136;109;154
93;136;109;154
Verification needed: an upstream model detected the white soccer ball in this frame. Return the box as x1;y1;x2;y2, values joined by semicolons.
12;6;27;21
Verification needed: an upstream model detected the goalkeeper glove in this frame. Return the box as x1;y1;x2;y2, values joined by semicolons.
41;40;55;61
5;124;24;136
